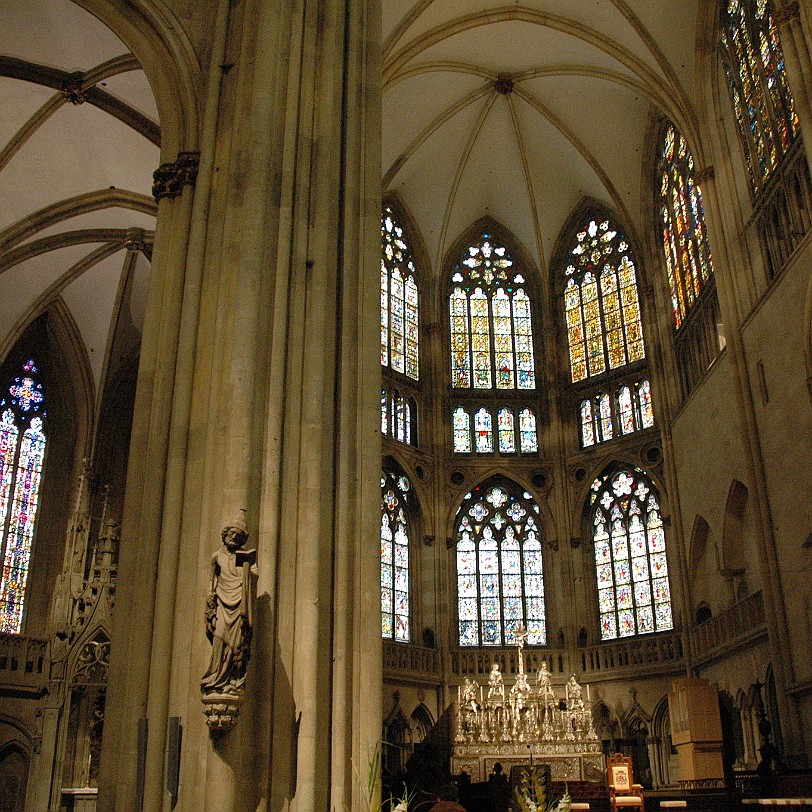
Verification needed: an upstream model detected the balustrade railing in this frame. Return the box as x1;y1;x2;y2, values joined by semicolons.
383;640;440;682
579;631;684;677
0;633;48;692
689;590;765;665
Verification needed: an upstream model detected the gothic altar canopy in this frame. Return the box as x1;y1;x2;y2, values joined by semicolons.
452;626;605;783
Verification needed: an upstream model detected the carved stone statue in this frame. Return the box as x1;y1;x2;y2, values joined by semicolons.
201;510;256;713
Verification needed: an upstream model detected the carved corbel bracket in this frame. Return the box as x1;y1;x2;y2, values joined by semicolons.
202;692;242;733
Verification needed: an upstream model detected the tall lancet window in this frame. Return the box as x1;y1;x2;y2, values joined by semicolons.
590;468;673;640
563;217;645;383
720;0;799;194
455;480;545;647
381;470;413;642
450;232;535;390
0;359;47;633
381;205;419;380
658;123;715;329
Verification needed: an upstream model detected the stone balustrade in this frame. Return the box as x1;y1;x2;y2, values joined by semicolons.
690;590;766;666
383;640;440;683
0;633;48;694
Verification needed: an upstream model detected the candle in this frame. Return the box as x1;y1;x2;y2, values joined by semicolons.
458;685;461;704
587;684;591;703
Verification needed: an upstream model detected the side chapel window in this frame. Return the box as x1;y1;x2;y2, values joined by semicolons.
381;470;413;642
590;468;673;640
0;359;47;634
455;480;546;647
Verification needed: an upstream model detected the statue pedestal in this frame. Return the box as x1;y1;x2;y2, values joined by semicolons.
202;692;242;732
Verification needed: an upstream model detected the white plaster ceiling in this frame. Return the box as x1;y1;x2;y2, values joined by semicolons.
0;0;158;403
383;0;701;279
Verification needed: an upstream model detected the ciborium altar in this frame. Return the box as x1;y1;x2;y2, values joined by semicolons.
451;626;604;783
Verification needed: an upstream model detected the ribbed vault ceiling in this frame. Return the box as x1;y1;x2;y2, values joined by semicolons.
0;0;158;403
383;1;701;278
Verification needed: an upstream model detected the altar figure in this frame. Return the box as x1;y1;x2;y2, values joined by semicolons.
510;671;533;740
459;678;479;740
566;674;584;711
486;662;507;741
536;661;555;705
201;511;257;695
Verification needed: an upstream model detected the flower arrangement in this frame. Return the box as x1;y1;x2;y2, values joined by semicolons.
514;773;571;812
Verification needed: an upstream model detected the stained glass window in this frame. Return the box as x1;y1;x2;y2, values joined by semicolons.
456;480;546;646
658;123;715;329
454;406;537;454
453;407;472;453
449;232;535;390
580;380;655;448
381;470;412;642
0;359;47;634
563;217;645;383
720;0;799;194
475;407;493;453
590;469;673;640
637;380;655;428
498;408;516;454
519;409;538;453
382;205;420;379
381;389;388;435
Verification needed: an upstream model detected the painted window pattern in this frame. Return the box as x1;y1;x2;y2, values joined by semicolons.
456;481;546;646
381;205;419;379
564;218;645;383
590;469;673;640
381;389;416;446
450;232;535;390
580;380;655;448
720;0;800;194
452;406;538;454
658;123;715;329
381;471;413;642
0;360;47;634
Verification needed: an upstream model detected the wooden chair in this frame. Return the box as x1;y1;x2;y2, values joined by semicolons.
607;753;644;812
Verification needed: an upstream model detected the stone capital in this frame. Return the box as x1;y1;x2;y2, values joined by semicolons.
152;151;200;202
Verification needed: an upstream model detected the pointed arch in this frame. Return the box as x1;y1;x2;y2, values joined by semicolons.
688;514;711;579
453;475;547;646
721;479;748;574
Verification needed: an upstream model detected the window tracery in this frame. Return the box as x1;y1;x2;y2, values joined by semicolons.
450;232;535;390
563;218;645;383
590;468;673;640
455;480;546;647
720;0;799;194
